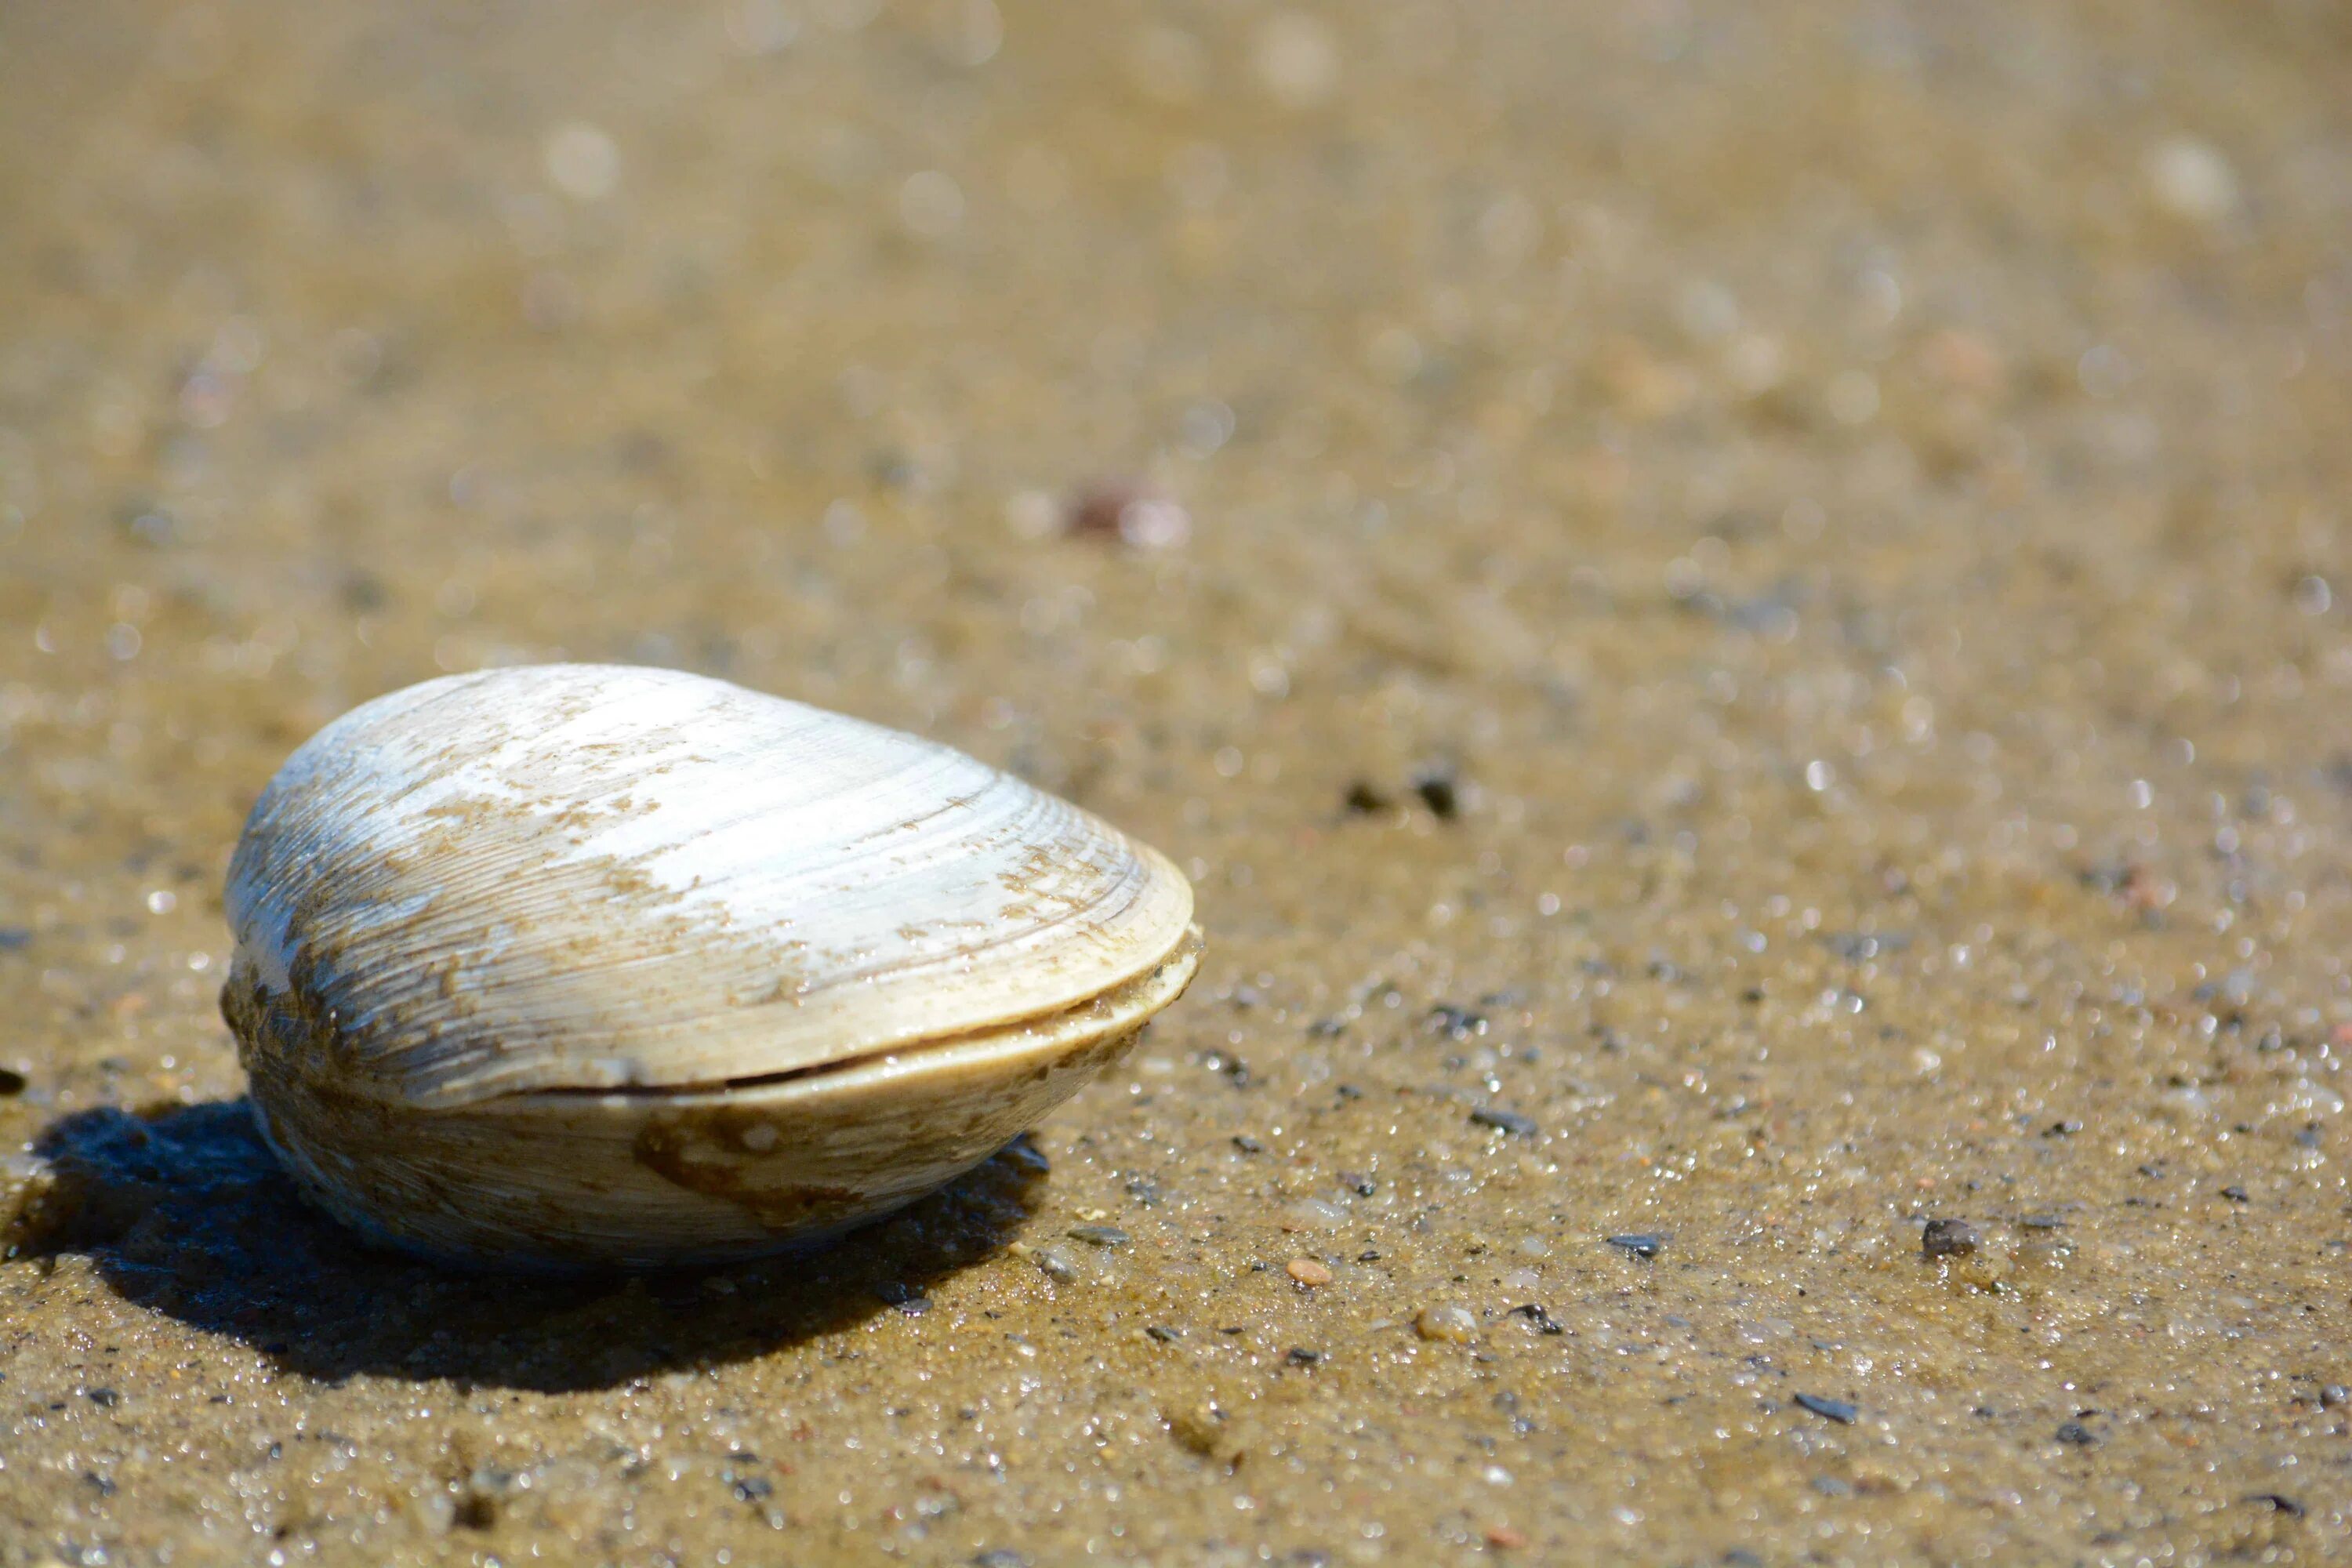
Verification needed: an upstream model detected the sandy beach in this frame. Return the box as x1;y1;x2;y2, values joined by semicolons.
3;2;2350;1561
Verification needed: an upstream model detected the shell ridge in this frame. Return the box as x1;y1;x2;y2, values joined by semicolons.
229;666;1196;1109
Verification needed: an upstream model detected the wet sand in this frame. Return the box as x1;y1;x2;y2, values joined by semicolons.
3;1;2350;1562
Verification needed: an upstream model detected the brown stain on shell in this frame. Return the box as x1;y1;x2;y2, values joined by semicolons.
630;1114;864;1233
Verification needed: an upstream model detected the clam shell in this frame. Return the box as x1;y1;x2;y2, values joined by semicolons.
222;664;1200;1268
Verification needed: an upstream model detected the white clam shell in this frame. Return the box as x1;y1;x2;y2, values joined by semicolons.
221;664;1200;1269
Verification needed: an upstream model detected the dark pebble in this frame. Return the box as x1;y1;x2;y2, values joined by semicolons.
1606;1233;1662;1260
1356;1250;1381;1262
1343;781;1391;814
1065;481;1145;538
1412;770;1460;820
1285;1348;1323;1367
2242;1494;2304;1518
1067;1225;1130;1247
85;1388;119;1408
1429;1004;1487;1039
2019;1213;2063;1229
2220;1185;2249;1203
1508;1303;1564;1336
1000;1135;1050;1173
1921;1218;1979;1258
1145;1325;1182;1344
2320;1385;2349;1408
1338;1171;1376;1196
1793;1393;1856;1425
0;1066;24;1096
1723;1552;1765;1568
1232;1134;1265;1153
731;1476;774;1502
0;927;31;952
2054;1421;2097;1446
341;571;390;611
873;1281;927;1312
1470;1108;1539;1137
2043;1120;2082;1137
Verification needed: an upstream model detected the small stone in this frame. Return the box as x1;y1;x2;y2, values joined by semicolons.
1232;1134;1265;1153
1606;1233;1662;1260
1429;1004;1487;1039
2146;135;2239;223
2319;1385;2349;1408
544;122;621;201
1414;770;1461;819
1507;1303;1563;1336
1068;1225;1130;1247
1794;1393;1857;1425
1066;482;1189;550
974;1551;1033;1568
1283;1197;1347;1229
1921;1218;1979;1258
1034;1246;1079;1282
1470;1107;1538;1137
1145;1325;1182;1344
1284;1346;1323;1367
2219;1185;2249;1203
1484;1524;1527;1550
2054;1421;2097;1446
2018;1213;2063;1229
1415;1305;1476;1343
0;1067;24;1096
1166;1404;1243;1465
1286;1258;1333;1287
2242;1493;2305;1518
1343;781;1390;814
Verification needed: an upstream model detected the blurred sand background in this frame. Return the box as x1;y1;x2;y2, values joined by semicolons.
3;1;2351;1562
